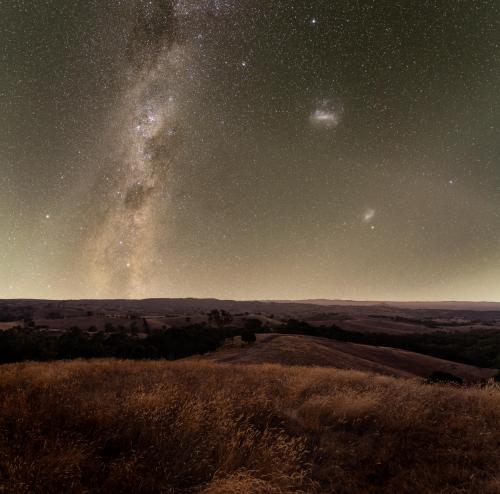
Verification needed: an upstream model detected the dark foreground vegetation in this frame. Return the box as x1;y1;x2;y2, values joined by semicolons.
0;325;237;364
1;359;499;493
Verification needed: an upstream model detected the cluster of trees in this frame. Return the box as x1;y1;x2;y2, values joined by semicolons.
0;325;245;364
277;320;500;369
0;306;272;364
2;313;500;382
207;309;233;328
0;309;268;363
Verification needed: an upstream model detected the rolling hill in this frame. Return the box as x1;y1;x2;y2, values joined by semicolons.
204;333;496;382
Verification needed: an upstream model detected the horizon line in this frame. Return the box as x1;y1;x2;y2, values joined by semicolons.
2;297;500;304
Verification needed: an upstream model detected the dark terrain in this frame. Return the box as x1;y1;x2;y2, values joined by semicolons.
1;299;500;493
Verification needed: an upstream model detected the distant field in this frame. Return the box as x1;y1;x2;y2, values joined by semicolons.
334;318;435;334
2;299;500;340
35;316;135;331
333;318;489;334
1;359;499;493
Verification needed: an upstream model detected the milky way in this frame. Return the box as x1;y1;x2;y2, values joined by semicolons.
1;1;500;301
87;4;187;297
87;0;224;297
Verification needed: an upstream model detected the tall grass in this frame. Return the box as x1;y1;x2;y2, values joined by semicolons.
0;359;499;493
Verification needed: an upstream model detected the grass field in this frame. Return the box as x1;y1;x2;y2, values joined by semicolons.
1;359;499;493
205;334;496;381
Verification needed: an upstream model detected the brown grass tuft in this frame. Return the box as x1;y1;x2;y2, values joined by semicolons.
0;359;499;493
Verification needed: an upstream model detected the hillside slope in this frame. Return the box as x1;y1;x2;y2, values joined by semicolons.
207;334;496;381
0;359;499;493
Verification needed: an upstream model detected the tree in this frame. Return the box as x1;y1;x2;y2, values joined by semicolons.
208;309;233;328
220;310;233;327
241;330;256;345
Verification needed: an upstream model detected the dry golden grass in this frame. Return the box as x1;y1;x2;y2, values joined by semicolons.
0;359;499;493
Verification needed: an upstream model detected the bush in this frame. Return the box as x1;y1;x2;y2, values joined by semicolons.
241;331;256;344
426;371;464;385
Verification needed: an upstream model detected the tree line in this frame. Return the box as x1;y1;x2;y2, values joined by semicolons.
1;315;500;373
0;325;243;364
0;313;264;364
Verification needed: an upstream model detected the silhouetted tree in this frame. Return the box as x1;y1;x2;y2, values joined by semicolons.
241;330;256;345
208;309;233;328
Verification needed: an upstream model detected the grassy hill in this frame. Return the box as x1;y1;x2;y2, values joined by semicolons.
1;359;499;493
205;334;496;382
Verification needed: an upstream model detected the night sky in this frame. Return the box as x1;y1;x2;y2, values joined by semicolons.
1;1;500;301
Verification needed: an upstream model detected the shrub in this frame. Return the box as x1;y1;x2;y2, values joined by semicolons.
426;371;464;385
241;331;257;344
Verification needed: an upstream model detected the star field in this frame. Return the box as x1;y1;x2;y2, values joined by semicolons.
1;0;500;301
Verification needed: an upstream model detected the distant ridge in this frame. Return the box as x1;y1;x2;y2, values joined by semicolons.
270;299;500;311
2;297;500;313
